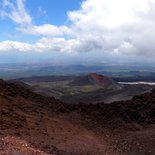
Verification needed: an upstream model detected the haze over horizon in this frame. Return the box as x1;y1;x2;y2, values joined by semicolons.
0;0;155;64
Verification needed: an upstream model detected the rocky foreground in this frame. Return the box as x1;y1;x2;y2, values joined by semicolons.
0;79;154;155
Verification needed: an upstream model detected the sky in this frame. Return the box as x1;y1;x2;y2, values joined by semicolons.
0;0;155;64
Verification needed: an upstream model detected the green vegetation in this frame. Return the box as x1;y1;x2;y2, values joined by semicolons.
30;81;102;98
16;73;155;104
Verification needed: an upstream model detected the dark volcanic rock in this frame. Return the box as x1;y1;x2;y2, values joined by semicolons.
0;79;154;155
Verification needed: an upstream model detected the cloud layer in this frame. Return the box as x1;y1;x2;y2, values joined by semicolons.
1;0;32;24
1;0;155;58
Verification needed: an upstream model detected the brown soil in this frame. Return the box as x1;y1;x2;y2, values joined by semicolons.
0;79;154;155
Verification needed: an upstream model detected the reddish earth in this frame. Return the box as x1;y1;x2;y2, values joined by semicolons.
69;73;120;89
88;73;113;87
0;79;154;155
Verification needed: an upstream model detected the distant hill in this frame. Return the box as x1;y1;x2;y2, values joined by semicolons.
15;75;75;83
13;73;154;104
69;73;122;90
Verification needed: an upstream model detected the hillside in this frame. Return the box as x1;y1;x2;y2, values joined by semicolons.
69;73;121;89
0;79;154;154
15;73;154;104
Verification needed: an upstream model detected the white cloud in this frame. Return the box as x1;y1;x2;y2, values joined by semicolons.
18;24;71;36
0;37;105;54
0;0;70;37
69;0;150;29
35;37;78;53
1;0;32;24
0;40;32;52
67;0;155;56
37;7;46;17
0;38;79;53
1;0;155;57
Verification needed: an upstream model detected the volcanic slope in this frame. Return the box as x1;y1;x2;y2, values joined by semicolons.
69;73;121;89
16;73;154;104
0;79;154;155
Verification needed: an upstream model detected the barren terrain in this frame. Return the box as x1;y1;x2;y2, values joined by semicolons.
0;79;154;155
